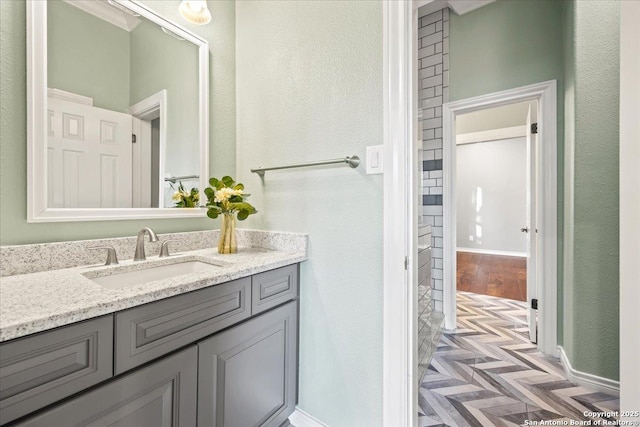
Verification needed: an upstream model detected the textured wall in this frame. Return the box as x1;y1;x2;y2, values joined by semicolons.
563;0;620;381
0;0;236;245
418;7;449;312
235;1;383;425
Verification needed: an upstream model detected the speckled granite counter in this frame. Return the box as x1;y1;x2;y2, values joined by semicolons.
0;230;308;342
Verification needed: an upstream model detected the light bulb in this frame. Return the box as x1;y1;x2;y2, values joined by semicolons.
179;0;212;25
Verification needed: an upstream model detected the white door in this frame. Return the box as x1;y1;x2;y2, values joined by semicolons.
525;105;538;343
131;117;152;208
48;98;132;208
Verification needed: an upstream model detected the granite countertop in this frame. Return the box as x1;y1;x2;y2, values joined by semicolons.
0;246;307;342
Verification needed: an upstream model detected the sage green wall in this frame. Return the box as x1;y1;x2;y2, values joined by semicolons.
0;0;235;245
129;18;200;193
47;0;130;112
562;0;620;381
449;0;565;343
236;1;383;425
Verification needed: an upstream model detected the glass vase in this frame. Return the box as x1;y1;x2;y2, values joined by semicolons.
218;213;237;254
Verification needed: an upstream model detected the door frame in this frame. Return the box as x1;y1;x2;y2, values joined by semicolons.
382;1;418;426
442;81;558;356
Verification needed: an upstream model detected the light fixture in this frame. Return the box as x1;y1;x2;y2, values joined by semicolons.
179;0;211;25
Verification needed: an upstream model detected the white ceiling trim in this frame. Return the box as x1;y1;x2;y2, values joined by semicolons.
63;0;141;32
414;0;496;16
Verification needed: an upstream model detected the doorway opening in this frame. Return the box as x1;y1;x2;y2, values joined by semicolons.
455;99;538;342
442;81;558;356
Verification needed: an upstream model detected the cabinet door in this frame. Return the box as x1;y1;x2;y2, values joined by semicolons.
16;346;197;427
198;301;297;427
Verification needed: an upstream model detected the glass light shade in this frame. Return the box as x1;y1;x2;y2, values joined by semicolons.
179;0;212;25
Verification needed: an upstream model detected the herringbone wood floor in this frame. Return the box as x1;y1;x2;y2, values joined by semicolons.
418;292;619;427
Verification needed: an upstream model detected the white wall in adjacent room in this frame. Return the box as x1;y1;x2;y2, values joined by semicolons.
456;137;527;255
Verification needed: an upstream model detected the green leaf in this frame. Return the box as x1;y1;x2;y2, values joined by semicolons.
234;183;244;191
209;177;219;187
206;209;219;219
221;176;234;187
237;209;249;220
204;187;215;200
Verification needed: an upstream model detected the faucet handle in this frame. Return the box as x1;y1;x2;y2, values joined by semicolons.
88;246;119;265
159;240;179;258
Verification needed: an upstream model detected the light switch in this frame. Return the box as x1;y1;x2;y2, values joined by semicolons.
366;145;384;174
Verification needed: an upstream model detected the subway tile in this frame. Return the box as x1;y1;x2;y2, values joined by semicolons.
434;279;443;291
430;186;443;195
420;87;435;100
443;7;449;21
435;216;443;226
435;128;442;138
435;42;442;54
422;195;438;205
432;289;443;301
419;66;436;80
422;128;435;140
431;246;443;257
418;23;436;38
432;269;443;280
423;178;436;187
423;96;443;110
435;106;442;117
435;258;443;269
423;205;443;216
443;87;449;102
422;150;435;161
443;70;449;87
435;149;443;159
443;37;450;54
418;45;435;59
435;63;443;75
423;117;442;130
424;139;442;150
434;300;443;312
443;20;449;37
422;31;443;48
423;159;442;171
422;107;435;119
443;53;449;71
435;21;442;32
430;170;443;179
432;226;443;237
422;74;443;89
421;9;442;26
435;85;442;96
436;178;443;186
421;53;442;69
434;237;443;248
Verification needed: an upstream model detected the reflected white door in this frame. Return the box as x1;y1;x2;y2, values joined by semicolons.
48;98;132;208
525;105;538;343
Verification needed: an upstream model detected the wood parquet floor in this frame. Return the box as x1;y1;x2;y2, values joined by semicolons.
457;252;527;302
418;292;620;427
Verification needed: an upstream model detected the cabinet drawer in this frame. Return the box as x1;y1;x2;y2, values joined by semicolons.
115;277;250;374
16;346;197;427
251;265;298;315
0;315;113;425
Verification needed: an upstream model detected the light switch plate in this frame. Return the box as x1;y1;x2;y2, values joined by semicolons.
366;145;384;174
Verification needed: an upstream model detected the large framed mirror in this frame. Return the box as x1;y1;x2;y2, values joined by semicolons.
27;0;209;222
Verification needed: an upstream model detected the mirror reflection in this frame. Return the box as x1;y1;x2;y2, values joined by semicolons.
46;0;201;208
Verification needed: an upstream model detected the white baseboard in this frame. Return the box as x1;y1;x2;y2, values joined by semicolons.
557;346;620;396
289;408;328;427
456;247;526;257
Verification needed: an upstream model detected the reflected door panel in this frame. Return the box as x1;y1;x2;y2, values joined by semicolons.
48;98;133;208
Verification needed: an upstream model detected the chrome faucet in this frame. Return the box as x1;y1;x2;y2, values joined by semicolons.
133;227;159;261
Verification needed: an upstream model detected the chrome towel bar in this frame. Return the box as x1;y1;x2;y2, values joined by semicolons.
164;175;199;183
251;155;360;177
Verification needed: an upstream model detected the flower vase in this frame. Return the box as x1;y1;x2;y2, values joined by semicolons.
218;213;237;254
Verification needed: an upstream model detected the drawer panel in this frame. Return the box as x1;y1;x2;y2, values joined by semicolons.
0;315;113;425
251;265;298;315
115;277;250;374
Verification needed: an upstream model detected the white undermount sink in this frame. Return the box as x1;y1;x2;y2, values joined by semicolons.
86;260;221;289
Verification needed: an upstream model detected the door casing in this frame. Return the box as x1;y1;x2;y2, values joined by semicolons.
442;81;558;356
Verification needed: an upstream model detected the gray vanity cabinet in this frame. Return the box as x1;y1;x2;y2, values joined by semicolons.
16;346;198;427
0;315;113;425
197;300;298;427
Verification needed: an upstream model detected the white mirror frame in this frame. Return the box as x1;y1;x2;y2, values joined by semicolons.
27;0;209;222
